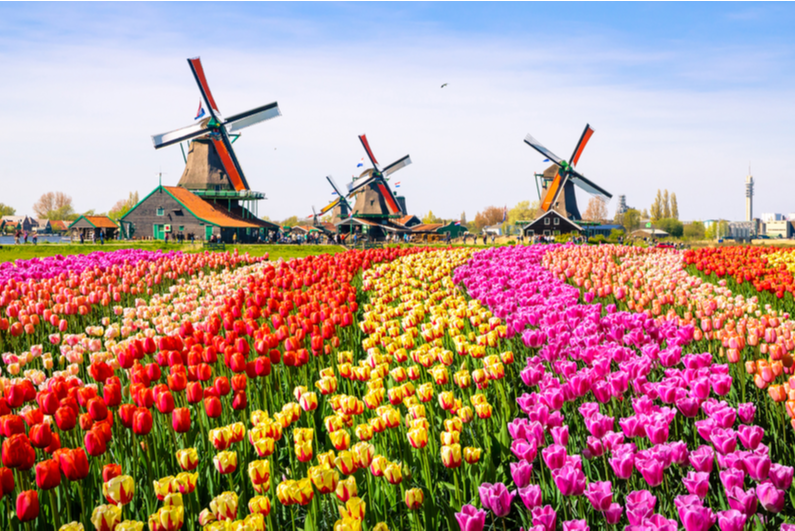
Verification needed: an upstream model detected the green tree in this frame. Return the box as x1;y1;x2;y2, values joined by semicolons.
657;218;683;237
108;192;140;221
671;193;679;220
683;221;705;240
0;203;15;216
621;208;641;233
662;190;671;219
423;210;442;224
281;216;300;227
650;190;664;222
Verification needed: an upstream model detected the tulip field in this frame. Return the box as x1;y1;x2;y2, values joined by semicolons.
1;244;795;531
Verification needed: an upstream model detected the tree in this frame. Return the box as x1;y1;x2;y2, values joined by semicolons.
582;197;609;222
423;210;442;224
641;208;650;219
650;190;664;222
460;211;467;224
657;218;683;238
683;221;705;240
474;206;506;231
33;192;74;219
108;192;140;221
671;193;679;220
662;190;671;219
281;216;300;227
0;203;15;216
621;208;641;233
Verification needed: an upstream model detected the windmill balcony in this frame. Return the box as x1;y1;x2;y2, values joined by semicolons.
187;189;266;201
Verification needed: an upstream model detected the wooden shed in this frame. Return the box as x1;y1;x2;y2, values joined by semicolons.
68;215;119;241
522;210;582;237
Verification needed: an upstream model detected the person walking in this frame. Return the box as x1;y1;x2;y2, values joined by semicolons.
100;230;105;245
233;232;237;245
23;231;28;244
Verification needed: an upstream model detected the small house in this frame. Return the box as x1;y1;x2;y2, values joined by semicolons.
69;216;119;241
523;210;582;238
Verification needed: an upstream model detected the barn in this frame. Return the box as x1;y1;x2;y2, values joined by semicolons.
120;185;279;242
522;210;582;238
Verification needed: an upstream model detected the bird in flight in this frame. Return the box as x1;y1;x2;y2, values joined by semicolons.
441;83;448;88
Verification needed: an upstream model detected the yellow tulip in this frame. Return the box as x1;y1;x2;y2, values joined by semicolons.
339;496;366;520
405;488;424;510
162;492;183;507
151;505;184;531
252;437;275;458
295;440;313;463
91;505;121;531
384;462;403;485
175;448;198;471
210;491;239;521
333;518;362;531
213;451;238;475
407;427;428;449
58;523;85;531
247;459;270;486
229;422;246;443
330;429;351;451
441;443;462;468
318;450;336;468
464;446;482;464
248;495;271;516
309;464;339;494
175;472;198;495
335;476;357;503
115;521;144;531
103;474;135;505
152;476;178;501
242;513;265;531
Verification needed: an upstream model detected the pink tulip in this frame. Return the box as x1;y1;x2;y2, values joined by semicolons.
550;425;569;447
510;460;533;488
688;445;714;473
604;503;622;524
676;497;716;531
711;374;732;396
711;429;738;455
756;483;784;514
737;403;755;424
551;465;585;496
645;421;669;444
625;490;656;525
585;437;605;458
682;471;710;498
584;481;612;512
542;444;567;471
709;407;737;429
769;463;794;490
531;505;557;531
562;520;589;531
737;425;763;450
635;457;664;487
669;441;689;465
726;487;757;517
511;439;538;462
608;451;634;480
676;396;700;418
742;454;770;481
478;482;515;518
518;484;542;510
719;469;745;492
717;509;746;531
455;504;486;531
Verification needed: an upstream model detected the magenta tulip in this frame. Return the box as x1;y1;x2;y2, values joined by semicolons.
455;504;486;531
531;505;557;531
518;484;542;510
510;460;532;488
717;509;746;531
756;483;784;514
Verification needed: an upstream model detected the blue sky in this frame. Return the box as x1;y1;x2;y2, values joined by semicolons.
1;2;794;221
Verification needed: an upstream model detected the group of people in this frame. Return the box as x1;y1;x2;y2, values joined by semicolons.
13;230;36;245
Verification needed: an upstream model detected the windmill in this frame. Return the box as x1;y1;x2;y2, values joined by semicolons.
319;176;354;220
524;124;611;221
151;57;281;194
347;134;411;217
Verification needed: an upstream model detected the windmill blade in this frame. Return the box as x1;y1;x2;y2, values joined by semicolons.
326;176;352;209
383;155;412;177
210;133;250;191
358;134;381;171
569;170;612;199
224;102;281;133
187;57;222;118
524;133;564;168
347;171;377;194
319;199;340;215
151;122;211;149
373;176;403;215
540;172;566;212
569;124;594;167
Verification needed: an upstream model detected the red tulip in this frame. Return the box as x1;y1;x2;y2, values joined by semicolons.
232;390;247;411
37;391;60;416
155;391;175;415
44;432;61;455
16;490;38;522
22;408;43;427
132;408;153;436
103;384;122;408
29;422;52;449
204;396;222;419
35;459;61;490
85;429;107;457
0;467;14;498
167;371;188;392
0;415;25;437
118;404;136;429
186;382;203;404
2;434;32;469
60;448;89;482
103;463;122;483
172;408;191;433
55;406;77;431
88;397;109;421
214;377;230;396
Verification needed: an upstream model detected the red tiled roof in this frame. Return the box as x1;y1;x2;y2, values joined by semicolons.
411;223;444;233
85;216;119;229
164;186;265;229
49;220;68;231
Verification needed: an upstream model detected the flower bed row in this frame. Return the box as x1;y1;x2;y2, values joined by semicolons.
0;247;429;530
452;245;794;530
